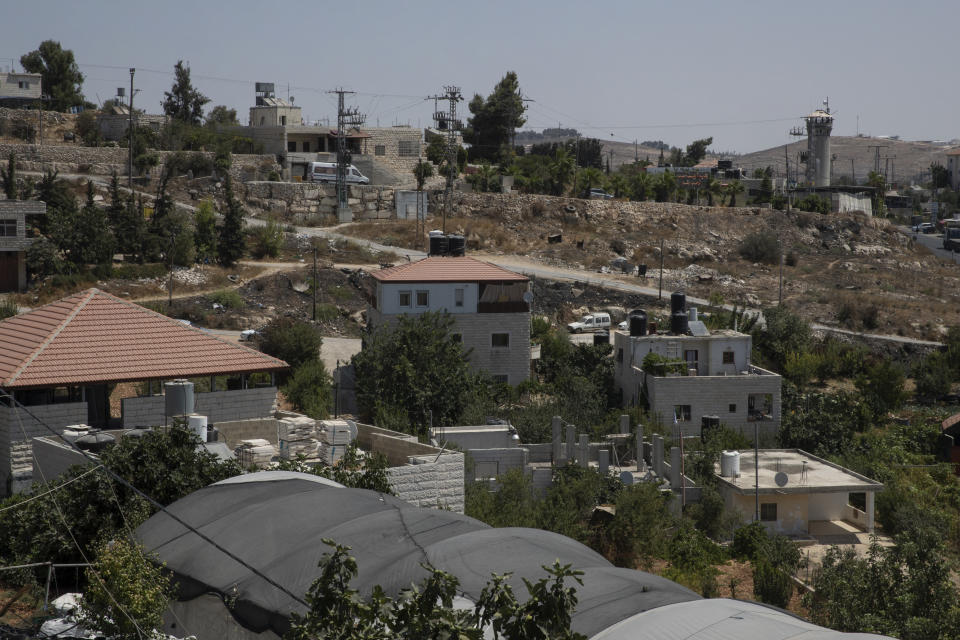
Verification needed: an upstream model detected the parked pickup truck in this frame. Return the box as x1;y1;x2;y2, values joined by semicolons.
567;312;611;333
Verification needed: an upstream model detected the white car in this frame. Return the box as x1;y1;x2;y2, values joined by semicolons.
239;329;260;342
567;312;611;333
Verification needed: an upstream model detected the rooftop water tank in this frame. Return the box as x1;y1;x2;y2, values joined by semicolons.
670;311;689;335
429;234;449;257
76;431;116;453
593;330;609;345
688;307;698;322
187;414;208;442
670;291;686;315
165;380;195;419
629;310;647;337
62;425;90;444
720;450;740;478
447;234;465;256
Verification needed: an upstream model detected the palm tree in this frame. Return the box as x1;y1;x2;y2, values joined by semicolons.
609;174;628;198
629;171;651;201
726;180;744;207
576;167;605;198
707;178;722;206
550;148;574;196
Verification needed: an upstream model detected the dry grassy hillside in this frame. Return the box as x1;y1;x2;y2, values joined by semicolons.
345;192;960;341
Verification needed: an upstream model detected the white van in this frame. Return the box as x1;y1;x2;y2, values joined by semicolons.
306;162;369;185
567;312;611;333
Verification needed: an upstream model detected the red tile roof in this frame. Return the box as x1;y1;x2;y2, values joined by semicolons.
0;289;288;389
369;257;528;283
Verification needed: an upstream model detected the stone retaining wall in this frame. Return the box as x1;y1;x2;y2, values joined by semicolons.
0;143;280;182
244;180;398;224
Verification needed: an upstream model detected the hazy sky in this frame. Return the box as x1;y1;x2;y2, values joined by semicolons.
6;0;958;153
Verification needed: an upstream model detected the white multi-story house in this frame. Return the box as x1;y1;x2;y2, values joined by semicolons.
367;257;531;384
613;316;781;440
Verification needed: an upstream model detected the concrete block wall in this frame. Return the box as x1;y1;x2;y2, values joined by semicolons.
452;312;531;385
0;402;87;495
362;127;423;176
386;452;464;513
121;387;278;428
468;448;528;481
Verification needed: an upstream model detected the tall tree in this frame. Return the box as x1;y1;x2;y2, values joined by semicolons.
20;40;84;112
681;137;713;166
463;71;527;163
218;173;246;266
930;163;951;190
75;181;115;265
162;60;210;126
193;200;217;263
204;105;238;127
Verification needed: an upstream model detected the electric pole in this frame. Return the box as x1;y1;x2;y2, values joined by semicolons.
128;68;135;189
867;144;888;176
328;89;365;223
883;155;896;186
428;85;462;233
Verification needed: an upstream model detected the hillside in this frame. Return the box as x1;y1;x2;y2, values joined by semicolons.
737;136;956;185
341;192;960;342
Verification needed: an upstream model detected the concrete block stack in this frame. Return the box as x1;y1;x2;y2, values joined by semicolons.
278;415;318;460
235;438;277;468
318;420;353;466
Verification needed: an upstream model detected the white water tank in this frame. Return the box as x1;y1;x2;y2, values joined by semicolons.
187;414;208;442
720;450;741;478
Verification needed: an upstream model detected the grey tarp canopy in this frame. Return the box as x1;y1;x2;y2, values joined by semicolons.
136;472;892;640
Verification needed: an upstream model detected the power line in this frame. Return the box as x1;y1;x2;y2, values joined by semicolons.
0;390;309;609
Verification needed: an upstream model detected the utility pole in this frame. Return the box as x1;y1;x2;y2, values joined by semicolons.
328;89;365;223
428;85;463;233
658;238;664;300
867;144;888;176
883;155;896;186
128;68;135;189
312;246;318;321
634;139;638;163
850;158;855;185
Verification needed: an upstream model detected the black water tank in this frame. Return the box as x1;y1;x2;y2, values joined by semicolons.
594;330;609;345
429;234;449;256
447;235;466;256
670;311;689;335
629;310;647;336
670;291;686;314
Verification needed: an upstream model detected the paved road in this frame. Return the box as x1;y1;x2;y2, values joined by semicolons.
896;225;960;264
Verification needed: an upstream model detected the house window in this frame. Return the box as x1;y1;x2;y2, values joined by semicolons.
475;460;499;480
398;140;417;157
491;333;510;348
729;403;737;413
287;141;296;152
375;145;386;156
280;115;287;126
398;291;411;307
673;405;691;422
492;374;509;384
18;81;29;89
259;116;265;126
0;219;16;237
723;351;735;364
455;288;464;307
416;290;429;307
760;503;778;522
302;141;310;153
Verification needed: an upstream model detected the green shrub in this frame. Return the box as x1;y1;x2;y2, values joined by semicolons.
0;299;19;320
732;522;768;561
913;351;953;399
259;317;322;369
753;560;793;607
282;360;332;419
250;219;284;259
112;262;168;280
208;289;244;309
738;231;780;264
314;303;339;323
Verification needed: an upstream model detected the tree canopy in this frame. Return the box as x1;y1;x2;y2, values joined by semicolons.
162;60;210;125
463;71;527;163
20;40;85;111
352;311;473;436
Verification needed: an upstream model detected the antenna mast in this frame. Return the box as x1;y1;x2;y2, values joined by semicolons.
428;85;463;233
328;89;365;222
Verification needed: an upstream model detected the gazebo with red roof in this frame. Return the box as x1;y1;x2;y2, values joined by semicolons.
0;289;288;493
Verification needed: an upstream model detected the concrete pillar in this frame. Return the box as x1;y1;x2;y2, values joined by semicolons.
653;435;664;477
551;416;562;463
866;491;875;534
619;414;630;435
565;425;575;464
579;434;589;468
670;446;682;489
598;449;609;476
636;424;645;471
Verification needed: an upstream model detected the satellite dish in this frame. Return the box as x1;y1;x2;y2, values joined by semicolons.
619;470;634;486
774;472;789;487
522;291;533;304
